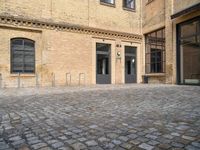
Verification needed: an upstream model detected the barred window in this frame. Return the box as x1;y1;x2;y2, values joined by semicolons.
145;28;165;73
100;0;115;5
123;0;135;10
11;38;35;73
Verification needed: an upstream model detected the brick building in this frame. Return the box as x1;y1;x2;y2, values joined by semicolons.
0;0;199;88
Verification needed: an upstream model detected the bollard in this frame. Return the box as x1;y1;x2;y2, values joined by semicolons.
79;73;85;86
0;73;2;88
36;73;39;88
51;73;55;87
17;73;21;88
66;73;71;86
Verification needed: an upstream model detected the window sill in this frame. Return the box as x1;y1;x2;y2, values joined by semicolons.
123;7;136;12
10;73;36;77
100;2;115;8
144;73;166;77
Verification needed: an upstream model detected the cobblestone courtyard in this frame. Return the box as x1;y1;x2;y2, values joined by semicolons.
0;85;200;150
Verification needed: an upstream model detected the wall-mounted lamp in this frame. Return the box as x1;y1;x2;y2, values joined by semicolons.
117;51;121;57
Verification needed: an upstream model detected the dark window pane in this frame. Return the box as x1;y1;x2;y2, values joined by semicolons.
11;38;35;73
100;0;114;4
145;28;165;73
124;0;134;9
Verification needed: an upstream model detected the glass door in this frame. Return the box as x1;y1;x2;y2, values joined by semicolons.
96;43;111;84
125;46;137;83
177;17;200;85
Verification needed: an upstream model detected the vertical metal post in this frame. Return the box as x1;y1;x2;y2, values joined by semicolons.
36;73;39;88
0;73;2;88
52;73;55;87
18;73;21;88
66;73;71;86
79;73;86;86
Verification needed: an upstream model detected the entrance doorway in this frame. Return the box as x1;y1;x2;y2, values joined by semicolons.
125;46;137;83
177;17;200;85
96;43;111;84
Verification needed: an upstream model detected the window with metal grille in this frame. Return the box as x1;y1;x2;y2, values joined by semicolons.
123;0;135;10
100;0;115;5
11;38;35;73
145;28;165;73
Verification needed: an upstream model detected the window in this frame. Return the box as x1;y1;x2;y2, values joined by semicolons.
100;0;115;5
145;28;165;73
11;38;35;73
146;0;154;5
150;49;162;73
123;0;135;10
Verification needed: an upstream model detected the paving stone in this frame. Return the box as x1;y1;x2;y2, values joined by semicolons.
158;144;171;149
191;142;200;148
104;143;115;149
0;142;9;150
89;125;98;129
28;139;41;145
85;140;98;147
112;139;122;145
9;136;22;141
39;147;53;150
127;133;138;139
145;134;158;140
185;145;200;150
65;139;77;145
139;143;154;150
98;137;109;143
171;142;184;148
58;136;68;140
31;143;47;150
58;147;73;150
12;139;25;146
163;134;174;139
129;139;141;145
77;137;87;142
88;146;104;150
71;142;86;150
118;136;129;142
107;133;119;139
176;125;190;131
182;135;195;141
51;142;64;148
171;132;180;137
147;140;159;146
120;143;133;149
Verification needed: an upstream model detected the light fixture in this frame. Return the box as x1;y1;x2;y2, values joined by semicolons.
117;51;121;57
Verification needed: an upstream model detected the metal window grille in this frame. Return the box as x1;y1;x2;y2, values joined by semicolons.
145;28;165;73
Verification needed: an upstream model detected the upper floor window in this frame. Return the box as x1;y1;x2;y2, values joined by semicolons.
146;0;154;5
145;28;165;74
123;0;135;10
11;38;35;74
100;0;115;5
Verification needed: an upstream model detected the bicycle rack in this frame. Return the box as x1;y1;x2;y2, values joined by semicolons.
0;73;2;88
79;73;86;86
66;73;71;86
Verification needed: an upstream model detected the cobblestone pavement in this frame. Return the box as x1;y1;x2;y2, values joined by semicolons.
0;84;200;150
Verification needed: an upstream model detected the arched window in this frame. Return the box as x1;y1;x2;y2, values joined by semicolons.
11;38;35;73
